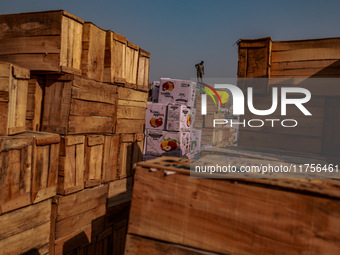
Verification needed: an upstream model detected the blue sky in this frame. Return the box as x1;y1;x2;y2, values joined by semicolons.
2;0;340;81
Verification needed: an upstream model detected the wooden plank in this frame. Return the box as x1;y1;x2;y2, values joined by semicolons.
118;139;133;179
107;177;133;208
104;31;127;84
85;135;104;187
70;98;116;117
117;99;147;108
72;76;117;104
271;59;340;78
68;116;113;134
26;78;43;131
116;119;145;134
58;135;85;195
128;166;340;255
125;234;220;255
56;185;107;221
81;22;106;82
117;105;146;120
55;203;106;239
117;87;147;102
125;42;139;85
272;38;340;63
102;134;119;183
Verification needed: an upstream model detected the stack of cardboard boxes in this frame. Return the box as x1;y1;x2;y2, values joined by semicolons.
145;78;201;159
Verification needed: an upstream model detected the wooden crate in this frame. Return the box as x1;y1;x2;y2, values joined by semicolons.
137;48;150;89
16;131;60;204
127;156;340;255
102;134;120;183
81;22;106;82
58;135;85;195
104;31;127;85
125;41;139;86
85;135;104;188
0;62;30;136
107;177;133;208
0;135;32;214
42;74;117;135
237;37;340;162
53;185;108;255
0;10;84;74
0;199;52;255
26;76;44;131
116;87;147;134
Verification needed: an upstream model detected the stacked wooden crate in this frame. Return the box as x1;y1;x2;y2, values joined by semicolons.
237;37;340;164
0;62;60;254
126;155;340;254
0;9;150;255
194;94;235;147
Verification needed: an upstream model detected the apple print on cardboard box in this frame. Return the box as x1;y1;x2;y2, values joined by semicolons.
145;130;190;157
145;102;167;130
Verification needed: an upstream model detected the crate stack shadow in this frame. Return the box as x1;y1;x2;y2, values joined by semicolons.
0;10;150;255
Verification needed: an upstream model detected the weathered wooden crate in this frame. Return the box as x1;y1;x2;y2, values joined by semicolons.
0;135;32;214
125;41;139;86
102;134;120;183
0;62;30;136
237;37;340;164
52;185;107;255
84;135;104;188
58;135;85;195
16;131;60;204
42;74;117;135
107;177;133;208
81;22;106;82
104;31;127;85
137;48;150;89
116;87;147;134
0;199;52;255
127;155;340;255
26;76;44;131
0;10;84;74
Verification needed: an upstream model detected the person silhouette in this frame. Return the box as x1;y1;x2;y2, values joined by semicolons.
195;61;204;82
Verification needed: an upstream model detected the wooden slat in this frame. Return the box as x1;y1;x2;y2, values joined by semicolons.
128;166;340;255
81;22;106;82
116;119;144;134
272;38;340;62
125;234;220;255
102;134;119;183
117;105;146;120
107;177;133;208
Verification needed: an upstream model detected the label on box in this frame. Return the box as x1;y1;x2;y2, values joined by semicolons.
166;104;191;132
145;102;167;130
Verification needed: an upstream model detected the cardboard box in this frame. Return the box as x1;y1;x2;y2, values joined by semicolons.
145;130;190;157
145;102;167;130
190;129;202;153
158;78;195;107
166;104;191;132
152;81;160;103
